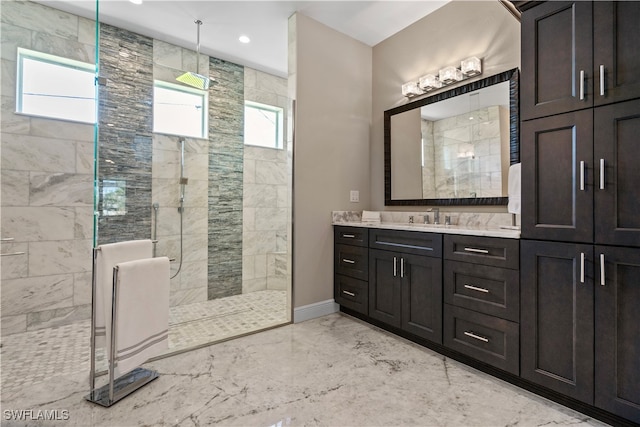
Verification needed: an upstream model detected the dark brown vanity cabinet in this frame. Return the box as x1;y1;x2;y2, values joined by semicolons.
522;1;640;121
368;230;443;343
521;240;595;404
521;240;640;423
594;246;640;422
443;235;520;375
334;226;369;315
522;99;640;247
520;3;640;421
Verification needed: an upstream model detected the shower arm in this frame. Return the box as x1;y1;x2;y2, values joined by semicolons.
195;20;202;76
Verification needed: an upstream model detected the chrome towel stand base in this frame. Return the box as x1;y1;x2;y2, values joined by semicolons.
85;368;158;407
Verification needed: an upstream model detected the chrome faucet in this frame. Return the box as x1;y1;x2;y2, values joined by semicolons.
431;208;440;225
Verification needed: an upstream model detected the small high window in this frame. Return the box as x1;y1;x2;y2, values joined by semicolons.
244;101;284;149
16;48;96;124
153;81;208;139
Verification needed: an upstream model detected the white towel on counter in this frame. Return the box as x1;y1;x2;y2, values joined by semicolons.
95;240;154;349
112;257;169;377
361;210;381;223
507;163;521;215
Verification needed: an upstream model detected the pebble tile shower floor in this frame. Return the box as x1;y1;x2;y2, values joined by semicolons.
0;290;287;394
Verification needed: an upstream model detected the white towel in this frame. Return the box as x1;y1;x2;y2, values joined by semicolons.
112;257;169;376
95;240;154;349
507;163;521;215
361;210;381;223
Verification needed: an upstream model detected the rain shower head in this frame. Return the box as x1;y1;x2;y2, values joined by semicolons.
176;72;210;90
177;19;211;90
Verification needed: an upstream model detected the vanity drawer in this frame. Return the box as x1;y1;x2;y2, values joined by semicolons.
335;274;368;315
444;235;519;269
335;244;368;281
369;229;442;258
444;304;519;375
334;226;368;247
444;261;519;322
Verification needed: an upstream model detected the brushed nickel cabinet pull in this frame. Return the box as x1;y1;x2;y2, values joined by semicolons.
464;284;490;293
342;258;355;264
579;70;585;100
342;234;355;238
599;65;605;96
401;258;405;278
464;247;489;254
580;161;586;191
1;238;15;242
580;252;585;284
600;159;605;190
464;331;489;343
393;256;397;277
342;290;356;297
600;253;605;286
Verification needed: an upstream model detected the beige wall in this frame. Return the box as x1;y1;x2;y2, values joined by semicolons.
371;1;520;211
291;13;372;308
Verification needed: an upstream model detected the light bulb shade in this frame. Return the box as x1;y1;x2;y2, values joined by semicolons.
461;56;482;76
439;66;463;84
418;74;443;91
402;82;423;97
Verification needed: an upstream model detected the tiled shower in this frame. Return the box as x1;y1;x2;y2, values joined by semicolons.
1;0;291;359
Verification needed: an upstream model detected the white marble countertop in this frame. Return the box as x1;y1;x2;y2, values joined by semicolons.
332;221;521;239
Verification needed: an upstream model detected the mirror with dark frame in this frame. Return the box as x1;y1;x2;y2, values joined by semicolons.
384;68;519;206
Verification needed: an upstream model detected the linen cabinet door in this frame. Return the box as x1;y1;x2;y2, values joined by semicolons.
595;246;640;423
593;1;640;106
521;240;594;404
368;249;401;328
521;1;592;120
594;99;640;248
521;110;593;243
400;253;442;344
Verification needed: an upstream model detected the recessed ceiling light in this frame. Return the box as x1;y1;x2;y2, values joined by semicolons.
239;35;250;44
129;0;143;4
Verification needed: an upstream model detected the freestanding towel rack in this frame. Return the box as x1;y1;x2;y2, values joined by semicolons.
86;247;159;407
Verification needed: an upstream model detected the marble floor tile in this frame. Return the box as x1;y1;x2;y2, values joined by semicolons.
0;313;607;427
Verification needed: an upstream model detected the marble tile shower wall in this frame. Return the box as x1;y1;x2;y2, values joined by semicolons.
152;41;211;307
425;106;507;199
242;69;289;293
0;1;96;335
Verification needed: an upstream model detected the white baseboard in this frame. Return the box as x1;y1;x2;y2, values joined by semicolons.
293;299;339;323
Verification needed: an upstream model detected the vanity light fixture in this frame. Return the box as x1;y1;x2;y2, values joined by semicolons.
403;56;483;98
401;81;424;97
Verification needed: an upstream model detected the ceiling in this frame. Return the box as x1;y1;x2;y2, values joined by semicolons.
35;0;449;77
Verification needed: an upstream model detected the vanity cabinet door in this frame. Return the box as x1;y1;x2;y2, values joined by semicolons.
400;253;442;344
521;110;594;243
594;99;640;248
593;2;640;107
521;240;594;404
521;1;593;120
594;246;640;423
369;249;402;328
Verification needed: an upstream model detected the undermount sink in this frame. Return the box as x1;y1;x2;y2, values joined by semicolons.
403;223;449;228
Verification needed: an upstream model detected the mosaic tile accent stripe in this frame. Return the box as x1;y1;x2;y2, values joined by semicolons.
207;58;244;299
97;24;153;244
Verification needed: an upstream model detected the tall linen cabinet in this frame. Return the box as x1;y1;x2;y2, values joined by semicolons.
518;1;640;423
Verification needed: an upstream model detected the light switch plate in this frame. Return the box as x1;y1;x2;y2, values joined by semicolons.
350;190;359;202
